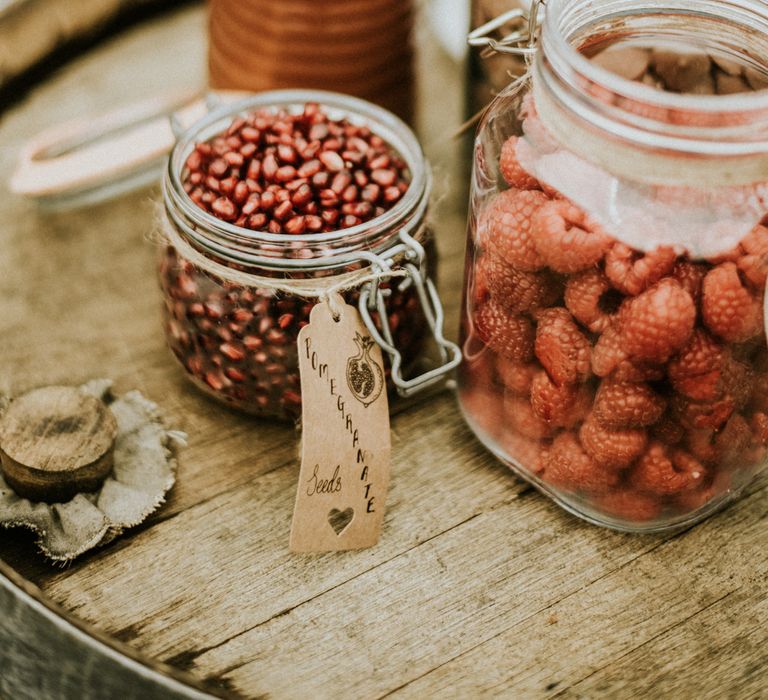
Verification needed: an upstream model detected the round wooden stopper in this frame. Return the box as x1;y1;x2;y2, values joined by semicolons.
0;386;118;503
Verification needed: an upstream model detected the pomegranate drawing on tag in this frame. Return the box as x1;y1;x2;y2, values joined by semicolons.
347;333;384;407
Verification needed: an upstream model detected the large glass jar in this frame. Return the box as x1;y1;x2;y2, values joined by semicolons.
159;90;447;420
459;0;768;531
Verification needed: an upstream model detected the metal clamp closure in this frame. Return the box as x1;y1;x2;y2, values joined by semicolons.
467;1;545;57
357;231;462;397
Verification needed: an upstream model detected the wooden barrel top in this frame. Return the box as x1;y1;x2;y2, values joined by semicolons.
1;6;767;699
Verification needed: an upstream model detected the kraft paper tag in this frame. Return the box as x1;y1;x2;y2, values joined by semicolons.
289;294;391;552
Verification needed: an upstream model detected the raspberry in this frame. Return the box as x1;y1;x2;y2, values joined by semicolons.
592;379;666;429
604;243;677;296
534;307;592;385
541;432;620;495
667;330;726;402
619;279;696;362
672;394;735;430
701;262;764;343
497;429;548;473
674;481;721;513
671;259;708;306
480;253;561;313
564;268;621;333
685;413;754;467
591;323;627;377
628;442;706;495
713;414;752;464
499;135;540;190
475;298;535;362
504;394;556;440
611;359;666;383
737;224;768;289
720;357;752;411
496;358;538;396
530;370;591;428
651;416;686;445
460;384;504;439
531;200;612;273
752;375;768;414
579;414;647;469
596;488;661;522
471;254;491;306
685;428;718;464
462;352;495;390
480;188;549;271
591;323;665;383
751;411;768;444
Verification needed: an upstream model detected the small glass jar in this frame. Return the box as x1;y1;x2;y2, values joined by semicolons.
159;90;452;420
459;0;768;531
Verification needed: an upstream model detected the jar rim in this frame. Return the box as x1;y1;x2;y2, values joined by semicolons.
163;89;429;268
532;0;768;184
543;0;768;115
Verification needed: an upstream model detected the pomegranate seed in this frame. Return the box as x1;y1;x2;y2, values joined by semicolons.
277;144;297;163
361;183;381;202
297;159;321;178
262;153;278;179
212;197;237;220
224;151;244;167
371;169;396;186
209;159;228;177
242;193;261;215
219;177;237;196
248;213;267;228
220;342;246;361
204;371;225;391
285;216;306;234
291;183;313;206
273;201;294;221
319;150;345;172
320;189;339;207
240;143;257;159
243;335;262;350
225;367;246;382
276;165;297;182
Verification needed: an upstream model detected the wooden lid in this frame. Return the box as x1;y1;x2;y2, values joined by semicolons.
0;386;118;503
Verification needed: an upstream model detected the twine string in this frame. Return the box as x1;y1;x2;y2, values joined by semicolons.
159;210;424;301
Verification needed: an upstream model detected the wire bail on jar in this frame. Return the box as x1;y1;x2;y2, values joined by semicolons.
467;0;545;59
356;230;462;397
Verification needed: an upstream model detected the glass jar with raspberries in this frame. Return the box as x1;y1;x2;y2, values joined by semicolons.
459;0;768;531
159;90;449;420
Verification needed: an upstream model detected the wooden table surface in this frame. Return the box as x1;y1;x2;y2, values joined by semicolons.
1;5;767;699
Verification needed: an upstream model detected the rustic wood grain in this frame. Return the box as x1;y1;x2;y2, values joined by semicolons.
0;5;767;700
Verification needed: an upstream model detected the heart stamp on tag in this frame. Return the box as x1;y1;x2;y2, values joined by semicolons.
328;507;354;535
289;295;391;553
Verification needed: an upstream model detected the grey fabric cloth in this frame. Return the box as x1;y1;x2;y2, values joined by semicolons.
0;380;185;561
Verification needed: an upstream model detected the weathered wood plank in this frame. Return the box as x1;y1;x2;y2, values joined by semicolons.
37;395;527;662
387;477;768;699
187;492;673;698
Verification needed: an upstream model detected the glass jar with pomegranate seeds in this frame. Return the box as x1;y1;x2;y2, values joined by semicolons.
159;90;459;420
459;0;768;532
